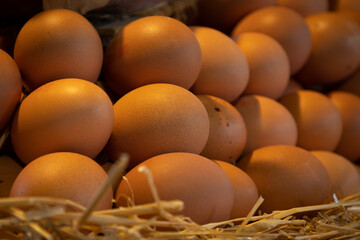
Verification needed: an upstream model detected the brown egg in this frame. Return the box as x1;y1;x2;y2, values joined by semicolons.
190;26;249;102
107;83;209;169
215;160;259;219
282;78;303;97
235;32;290;99
104;16;202;96
10;152;113;210
328;91;360;162
0;155;23;197
311;151;360;199
277;0;329;17
116;152;234;224
337;9;360;26
231;6;312;75
279;90;343;151
336;0;360;11
0;49;22;131
14;9;103;91
197;0;277;34
296;12;360;86
11;78;114;164
237;145;331;213
233;95;297;154
339;68;360;96
197;95;247;164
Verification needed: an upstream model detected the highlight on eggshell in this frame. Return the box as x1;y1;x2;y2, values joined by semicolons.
10;78;114;164
13;9;103;91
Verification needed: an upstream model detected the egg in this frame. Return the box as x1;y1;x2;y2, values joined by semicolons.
116;152;234;224
215;160;259;219
231;6;312;75
0;49;22;132
237;145;331;213
0;155;23;197
196;0;277;34
233;95;297;154
279;90;343;151
11;78;114;164
103;16;202;96
296;12;360;87
197;95;247;164
282;78;303;97
311;151;360;199
328;91;360;162
10;152;113;210
107;83;209;169
190;26;249;102
235;32;290;99
339;68;360;96
277;0;329;17
14;9;103;91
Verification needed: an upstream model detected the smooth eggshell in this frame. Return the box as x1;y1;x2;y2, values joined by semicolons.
0;155;23;197
233;95;297;154
336;0;360;11
215;160;259;219
104;16;202;96
337;9;360;26
237;145;331;213
190;26;249;102
11;78;114;164
107;83;210;169
10;152;113;210
277;0;329;17
296;12;360;86
116;152;234;224
279;90;343;151
328;91;360;162
197;95;247;163
0;49;22;132
14;9;103;91
311;151;360;199
235;32;290;99
231;6;312;74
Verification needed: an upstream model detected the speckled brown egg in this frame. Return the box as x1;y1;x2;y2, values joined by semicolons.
215;160;259;219
116;152;234;224
337;9;360;26
279;90;343;151
190;26;249;102
107;83;209;169
296;12;360;86
328;91;360;162
14;9;103;91
235;32;290;99
10;152;113;210
104;16;202;96
0;49;22;132
0;155;23;197
231;6;312;75
237;145;331;213
11;78;114;165
277;0;329;17
233;95;297;154
197;95;247;164
311;151;360;199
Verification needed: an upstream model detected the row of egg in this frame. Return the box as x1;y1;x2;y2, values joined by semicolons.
0;0;359;226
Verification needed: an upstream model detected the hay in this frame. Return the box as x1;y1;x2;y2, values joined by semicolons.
1;155;360;239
